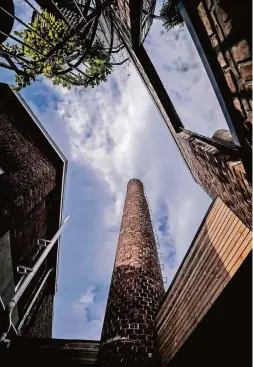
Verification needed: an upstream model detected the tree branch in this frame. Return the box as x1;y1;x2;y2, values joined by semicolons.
0;61;14;71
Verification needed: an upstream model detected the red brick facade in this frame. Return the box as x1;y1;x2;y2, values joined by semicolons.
177;130;252;229
0;86;65;338
0;100;56;277
198;0;252;146
97;179;165;366
176;0;252;230
114;2;252;231
179;0;252;179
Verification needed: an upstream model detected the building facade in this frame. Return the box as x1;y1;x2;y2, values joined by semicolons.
0;0;251;364
157;197;252;366
97;179;165;366
0;83;67;340
178;0;252;175
111;0;252;229
2;179;251;366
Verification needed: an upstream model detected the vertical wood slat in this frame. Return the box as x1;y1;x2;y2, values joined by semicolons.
167;237;252;363
156;197;252;365
159;217;244;355
158;212;241;354
163;230;251;363
157;199;233;338
167;237;252;364
157;198;224;331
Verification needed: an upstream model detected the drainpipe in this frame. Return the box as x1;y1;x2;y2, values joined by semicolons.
0;215;70;343
16;268;53;334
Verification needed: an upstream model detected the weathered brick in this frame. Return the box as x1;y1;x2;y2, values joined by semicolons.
97;179;165;366
215;3;229;23
205;0;213;10
242;98;251;113
187;0;252;153
231;40;251;63
222;19;232;36
247;111;252;124
210;34;219;48
224;69;237;92
233;97;243;114
210;11;224;41
217;52;227;68
245;80;252;92
239;61;252;82
178;130;252;229
198;2;214;36
215;4;232;35
0;92;58;339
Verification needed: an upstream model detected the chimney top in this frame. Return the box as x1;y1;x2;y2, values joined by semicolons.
127;178;143;187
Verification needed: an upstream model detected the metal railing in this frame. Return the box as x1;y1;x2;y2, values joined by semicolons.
0;215;70;344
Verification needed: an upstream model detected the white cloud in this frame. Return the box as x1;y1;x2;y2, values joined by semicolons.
145;20;228;137
49;55;211;286
72;287;96;317
48;67;152;230
70;287;106;340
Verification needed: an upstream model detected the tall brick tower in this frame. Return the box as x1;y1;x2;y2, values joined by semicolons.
97;179;165;366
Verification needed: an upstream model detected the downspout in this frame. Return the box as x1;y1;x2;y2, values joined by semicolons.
16;268;53;334
0;215;70;343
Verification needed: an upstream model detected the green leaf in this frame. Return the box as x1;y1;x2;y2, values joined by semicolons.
160;0;184;31
3;8;113;91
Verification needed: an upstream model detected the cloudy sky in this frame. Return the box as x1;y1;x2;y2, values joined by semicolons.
1;0;228;340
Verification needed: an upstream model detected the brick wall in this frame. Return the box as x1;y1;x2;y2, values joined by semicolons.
0;104;56;218
97;179;165;366
24;294;54;338
0;101;57;267
178;130;252;229
179;0;252;178
114;0;252;234
0;96;58;338
198;0;252;142
115;25;252;231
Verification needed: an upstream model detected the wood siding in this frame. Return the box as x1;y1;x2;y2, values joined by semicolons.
156;197;252;366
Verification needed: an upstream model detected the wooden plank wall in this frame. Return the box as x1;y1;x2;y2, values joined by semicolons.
156;197;252;366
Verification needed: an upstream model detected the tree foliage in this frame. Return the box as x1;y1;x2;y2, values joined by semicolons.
0;9;113;90
160;0;184;31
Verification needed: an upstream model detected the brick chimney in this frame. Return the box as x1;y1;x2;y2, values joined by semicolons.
97;179;165;366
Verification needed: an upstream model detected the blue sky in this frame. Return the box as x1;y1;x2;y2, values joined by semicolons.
1;0;228;340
